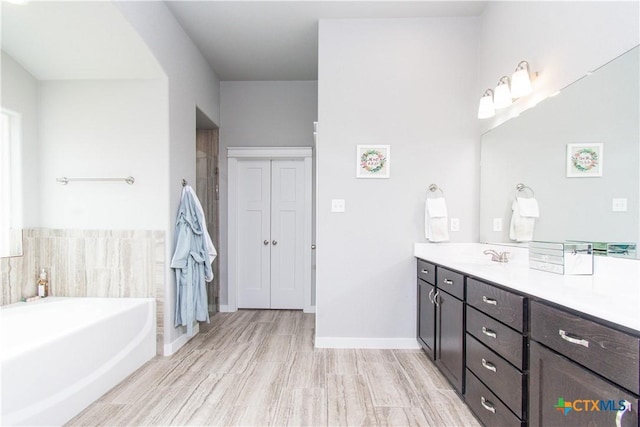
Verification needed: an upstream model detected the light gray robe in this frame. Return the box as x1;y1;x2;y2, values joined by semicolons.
170;188;212;335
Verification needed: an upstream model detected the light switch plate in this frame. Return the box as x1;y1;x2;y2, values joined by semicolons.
612;198;628;212
331;199;345;213
450;218;460;232
493;218;503;232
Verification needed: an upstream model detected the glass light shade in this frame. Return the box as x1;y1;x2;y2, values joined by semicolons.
493;77;512;109
477;90;495;119
511;67;532;98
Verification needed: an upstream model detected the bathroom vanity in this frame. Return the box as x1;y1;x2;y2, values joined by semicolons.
415;243;640;427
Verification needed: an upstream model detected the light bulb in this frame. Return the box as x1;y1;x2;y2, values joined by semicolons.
511;61;532;98
494;76;512;109
477;89;495;119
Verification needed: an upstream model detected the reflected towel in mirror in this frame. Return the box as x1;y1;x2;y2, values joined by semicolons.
510;197;539;242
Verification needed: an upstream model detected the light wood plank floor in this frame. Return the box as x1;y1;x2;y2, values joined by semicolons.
68;310;480;426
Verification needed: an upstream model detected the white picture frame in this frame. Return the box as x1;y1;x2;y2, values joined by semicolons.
356;145;390;179
566;143;603;178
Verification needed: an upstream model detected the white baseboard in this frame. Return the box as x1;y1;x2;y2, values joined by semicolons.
218;305;313;313
163;323;199;356
314;337;420;349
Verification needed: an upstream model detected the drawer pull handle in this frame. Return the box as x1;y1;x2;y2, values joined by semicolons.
481;358;497;372
421;269;430;274
482;327;497;339
482;296;497;305
558;329;589;348
428;288;435;304
480;396;496;414
615;400;632;427
443;278;454;285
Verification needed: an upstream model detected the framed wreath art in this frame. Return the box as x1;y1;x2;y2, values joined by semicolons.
566;143;603;178
356;145;390;178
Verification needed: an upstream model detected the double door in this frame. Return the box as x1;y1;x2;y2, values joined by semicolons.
236;159;306;309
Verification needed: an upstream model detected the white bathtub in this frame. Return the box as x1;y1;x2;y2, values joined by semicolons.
0;297;156;426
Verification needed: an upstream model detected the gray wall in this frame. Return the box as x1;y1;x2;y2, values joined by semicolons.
316;18;480;344
116;2;221;350
219;81;319;307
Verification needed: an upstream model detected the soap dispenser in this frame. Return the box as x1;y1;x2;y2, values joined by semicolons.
37;268;49;298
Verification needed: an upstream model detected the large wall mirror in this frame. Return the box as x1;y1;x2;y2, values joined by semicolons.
0;108;23;258
1;1;163;259
480;46;639;257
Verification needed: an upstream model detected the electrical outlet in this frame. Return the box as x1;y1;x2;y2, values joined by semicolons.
331;199;345;213
493;218;503;232
450;218;460;232
612;198;628;212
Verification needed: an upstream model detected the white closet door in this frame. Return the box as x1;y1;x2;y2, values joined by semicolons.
236;160;271;309
270;160;305;309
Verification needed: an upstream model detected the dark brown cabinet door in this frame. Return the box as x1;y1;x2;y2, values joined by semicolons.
418;280;436;358
529;341;639;427
436;289;464;393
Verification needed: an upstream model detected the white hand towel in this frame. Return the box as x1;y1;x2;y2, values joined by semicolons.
516;197;539;217
509;198;538;242
425;197;449;242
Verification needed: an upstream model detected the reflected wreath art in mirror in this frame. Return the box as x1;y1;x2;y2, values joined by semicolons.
567;143;603;178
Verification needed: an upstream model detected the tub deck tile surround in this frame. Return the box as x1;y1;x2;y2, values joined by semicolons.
0;228;166;354
68;310;480;427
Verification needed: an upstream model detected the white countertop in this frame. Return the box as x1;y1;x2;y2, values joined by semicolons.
414;243;640;333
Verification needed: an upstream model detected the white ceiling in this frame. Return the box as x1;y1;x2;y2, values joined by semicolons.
165;1;488;81
1;1;487;82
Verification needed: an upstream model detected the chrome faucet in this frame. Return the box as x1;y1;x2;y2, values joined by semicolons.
484;249;509;263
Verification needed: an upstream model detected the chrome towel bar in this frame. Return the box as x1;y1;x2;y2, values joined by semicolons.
56;176;135;185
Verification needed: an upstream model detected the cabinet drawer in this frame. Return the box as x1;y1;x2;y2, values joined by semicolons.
529;341;639;427
465;369;523;427
466;334;524;417
436;266;464;300
467;306;524;369
530;301;640;395
467;278;525;332
417;259;436;285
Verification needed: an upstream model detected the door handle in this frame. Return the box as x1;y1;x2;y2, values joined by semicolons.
481;327;497;339
558;329;589;348
615;400;632;427
428;288;434;304
263;240;270;245
311;244;316;250
272;240;278;246
482;296;497;305
433;291;440;306
480;396;496;414
481;358;497;373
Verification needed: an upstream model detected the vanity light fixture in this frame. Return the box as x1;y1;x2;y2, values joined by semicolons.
477;60;537;119
511;61;533;98
493;76;513;109
477;89;495;119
